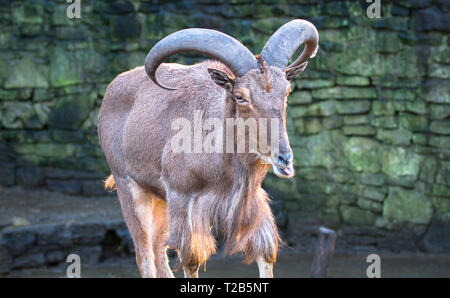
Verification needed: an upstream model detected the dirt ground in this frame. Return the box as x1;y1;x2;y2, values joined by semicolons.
4;253;450;278
1;186;449;278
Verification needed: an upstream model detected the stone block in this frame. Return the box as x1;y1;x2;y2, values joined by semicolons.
344;137;380;173
383;187;432;225
16;167;45;189
5;57;48;89
340;205;376;226
336;100;371;114
312;87;377;100
381;147;422;179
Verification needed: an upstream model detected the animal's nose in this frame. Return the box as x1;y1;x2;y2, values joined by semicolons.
277;152;293;166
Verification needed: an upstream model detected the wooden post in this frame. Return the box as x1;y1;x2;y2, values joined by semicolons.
310;227;336;278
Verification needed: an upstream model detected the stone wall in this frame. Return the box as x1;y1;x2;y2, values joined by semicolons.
0;0;449;253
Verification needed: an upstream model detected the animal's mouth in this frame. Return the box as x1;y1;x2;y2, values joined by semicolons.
273;163;294;178
258;153;294;178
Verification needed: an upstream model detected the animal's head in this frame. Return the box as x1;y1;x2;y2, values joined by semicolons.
144;20;319;178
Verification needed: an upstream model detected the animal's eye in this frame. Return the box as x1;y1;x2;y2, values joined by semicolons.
235;93;247;104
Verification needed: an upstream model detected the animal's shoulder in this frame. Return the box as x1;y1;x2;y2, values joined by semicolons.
107;66;147;92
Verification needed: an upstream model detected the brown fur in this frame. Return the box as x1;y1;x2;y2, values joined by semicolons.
98;59;294;276
256;55;272;93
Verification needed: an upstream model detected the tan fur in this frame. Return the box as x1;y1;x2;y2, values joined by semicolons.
104;174;116;191
151;196;173;277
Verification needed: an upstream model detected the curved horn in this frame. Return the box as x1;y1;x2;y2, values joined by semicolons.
260;19;319;70
145;28;258;90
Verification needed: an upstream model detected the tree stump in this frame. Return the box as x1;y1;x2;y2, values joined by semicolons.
310;227;336;278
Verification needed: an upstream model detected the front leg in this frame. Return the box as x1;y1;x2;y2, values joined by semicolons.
166;191;216;278
233;188;279;278
256;256;273;278
182;262;200;278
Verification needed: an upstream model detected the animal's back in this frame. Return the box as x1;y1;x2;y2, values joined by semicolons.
97;66;148;176
98;62;228;195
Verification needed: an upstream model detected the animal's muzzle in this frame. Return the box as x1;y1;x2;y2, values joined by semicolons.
272;150;294;178
276;151;293;167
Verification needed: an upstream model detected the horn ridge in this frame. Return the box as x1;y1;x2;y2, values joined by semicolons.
260;19;319;70
145;28;258;90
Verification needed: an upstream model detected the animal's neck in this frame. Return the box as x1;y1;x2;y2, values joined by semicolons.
216;93;272;251
221;93;270;195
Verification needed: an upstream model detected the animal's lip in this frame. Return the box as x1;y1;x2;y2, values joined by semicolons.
273;164;294;178
257;154;294;178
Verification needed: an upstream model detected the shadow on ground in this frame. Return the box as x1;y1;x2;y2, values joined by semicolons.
5;253;450;278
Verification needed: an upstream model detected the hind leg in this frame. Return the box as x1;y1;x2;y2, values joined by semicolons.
115;176;173;277
151;197;174;277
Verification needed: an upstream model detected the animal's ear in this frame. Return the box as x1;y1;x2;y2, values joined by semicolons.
208;68;234;92
285;62;308;81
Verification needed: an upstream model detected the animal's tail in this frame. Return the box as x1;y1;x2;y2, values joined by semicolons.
104;174;117;191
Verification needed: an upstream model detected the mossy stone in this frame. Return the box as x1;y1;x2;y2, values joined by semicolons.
302;118;320;134
47;93;96;130
343;125;376;136
336;100;371;114
371;116;398;129
312;87;377;100
109;14;141;43
0;102;41;129
323;115;343;130
420;82;450;104
372;101;395;116
432;198;450;221
294;132;334;169
5;57;49;89
288;91;312;104
432;184;450;197
429;136;450;148
12;1;44;25
12;143;77;160
436;160;450;185
357;198;383;212
340;205;376;226
381;147;422;179
344;137;380;173
405;101;427;114
430;104;450;120
420;157;438;183
380;89;416;101
376;129;412;145
49;47;80;87
383;187;432;225
291;100;336;118
399;113;428;132
430;120;450;135
375;31;404;53
295;79;334;89
412;133;428;145
363;186;387;202
336;76;370;86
